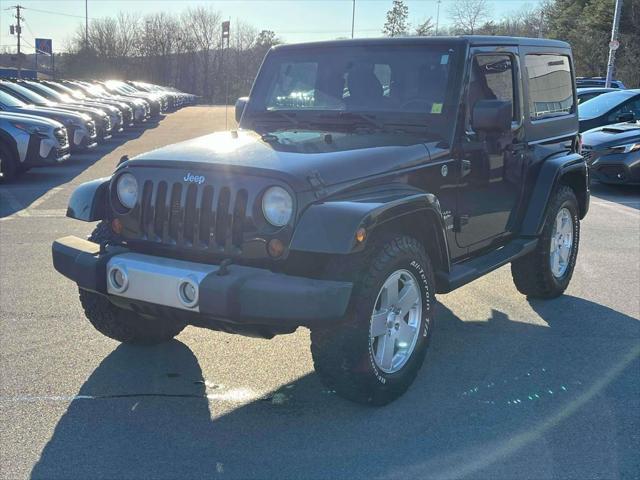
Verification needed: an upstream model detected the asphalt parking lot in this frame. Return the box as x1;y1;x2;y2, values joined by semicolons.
1;106;638;480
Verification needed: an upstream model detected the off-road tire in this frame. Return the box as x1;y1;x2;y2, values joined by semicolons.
0;142;18;182
511;185;580;298
310;235;435;406
78;222;186;345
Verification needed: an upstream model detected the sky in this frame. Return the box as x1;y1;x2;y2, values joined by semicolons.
1;0;541;54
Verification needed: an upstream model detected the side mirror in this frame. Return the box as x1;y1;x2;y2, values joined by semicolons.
235;97;249;124
616;112;635;123
472;99;512;133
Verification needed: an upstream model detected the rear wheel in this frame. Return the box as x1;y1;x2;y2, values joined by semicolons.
79;222;186;345
511;186;580;298
311;235;435;405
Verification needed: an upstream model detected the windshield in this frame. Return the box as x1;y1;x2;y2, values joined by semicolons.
579;92;634;119
245;43;462;138
53;83;86;99
0;82;50;105
0;89;27;107
105;81;136;95
23;82;68;102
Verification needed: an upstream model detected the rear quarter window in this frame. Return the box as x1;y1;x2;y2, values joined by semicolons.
526;54;574;120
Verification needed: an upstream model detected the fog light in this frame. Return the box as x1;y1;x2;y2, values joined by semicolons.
108;265;128;293
267;238;285;258
178;279;199;308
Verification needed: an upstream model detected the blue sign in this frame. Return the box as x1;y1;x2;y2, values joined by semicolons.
35;38;52;55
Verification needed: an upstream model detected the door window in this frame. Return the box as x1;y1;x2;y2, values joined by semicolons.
608;98;640;122
468;55;516;126
525;54;574;120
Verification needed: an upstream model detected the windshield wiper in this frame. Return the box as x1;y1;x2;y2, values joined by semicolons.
252;110;307;130
338;111;385;130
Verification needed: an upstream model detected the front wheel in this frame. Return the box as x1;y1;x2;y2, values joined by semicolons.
311;235;435;406
511;185;580;298
0;143;18;182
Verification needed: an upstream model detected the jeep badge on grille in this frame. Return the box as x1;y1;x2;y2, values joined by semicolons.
184;173;205;184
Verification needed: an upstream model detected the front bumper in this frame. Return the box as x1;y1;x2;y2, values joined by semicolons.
71;127;98;151
52;236;352;328
25;135;70;166
589;151;640;185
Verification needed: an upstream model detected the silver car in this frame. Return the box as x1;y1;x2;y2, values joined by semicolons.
0;112;70;181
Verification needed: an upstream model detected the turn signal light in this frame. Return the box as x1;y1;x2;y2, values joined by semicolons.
355;227;367;244
111;218;123;234
267;238;285;258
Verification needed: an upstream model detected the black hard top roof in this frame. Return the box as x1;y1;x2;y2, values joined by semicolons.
273;35;570;51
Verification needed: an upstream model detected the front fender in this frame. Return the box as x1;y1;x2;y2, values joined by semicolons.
66;177;110;222
521;152;588;236
289;187;447;256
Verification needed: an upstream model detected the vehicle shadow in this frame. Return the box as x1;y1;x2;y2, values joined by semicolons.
31;296;640;479
0;122;162;219
590;181;640;210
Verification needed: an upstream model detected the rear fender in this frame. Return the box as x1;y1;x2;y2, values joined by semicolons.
521;152;589;236
66;177;110;222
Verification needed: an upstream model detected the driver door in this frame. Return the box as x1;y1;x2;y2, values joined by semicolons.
455;48;526;251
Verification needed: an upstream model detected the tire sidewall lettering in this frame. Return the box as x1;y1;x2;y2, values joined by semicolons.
368;256;433;385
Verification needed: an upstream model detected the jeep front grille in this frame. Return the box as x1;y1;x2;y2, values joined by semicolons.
136;180;249;252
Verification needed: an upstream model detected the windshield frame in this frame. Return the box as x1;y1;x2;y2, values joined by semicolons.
242;41;465;143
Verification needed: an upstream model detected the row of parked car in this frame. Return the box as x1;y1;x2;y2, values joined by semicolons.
575;78;639;186
0;79;197;182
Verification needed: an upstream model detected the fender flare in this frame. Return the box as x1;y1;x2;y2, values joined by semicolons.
66;177;111;222
289;188;450;269
520;152;588;236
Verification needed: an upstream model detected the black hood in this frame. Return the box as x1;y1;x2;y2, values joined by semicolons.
128;129;431;192
582;122;640;148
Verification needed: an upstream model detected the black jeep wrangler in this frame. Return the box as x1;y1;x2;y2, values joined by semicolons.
52;36;589;405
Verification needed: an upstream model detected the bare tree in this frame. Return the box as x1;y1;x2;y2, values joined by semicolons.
88;17;118;59
143;12;180;84
415;17;435;36
184;6;221;101
449;0;488;34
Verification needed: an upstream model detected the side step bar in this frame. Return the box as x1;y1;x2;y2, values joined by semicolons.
435;238;538;293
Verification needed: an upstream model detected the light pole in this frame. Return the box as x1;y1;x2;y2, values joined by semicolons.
351;0;356;38
435;0;441;35
605;0;623;88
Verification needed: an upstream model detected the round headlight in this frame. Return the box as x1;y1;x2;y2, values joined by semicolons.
262;186;293;227
116;173;138;209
